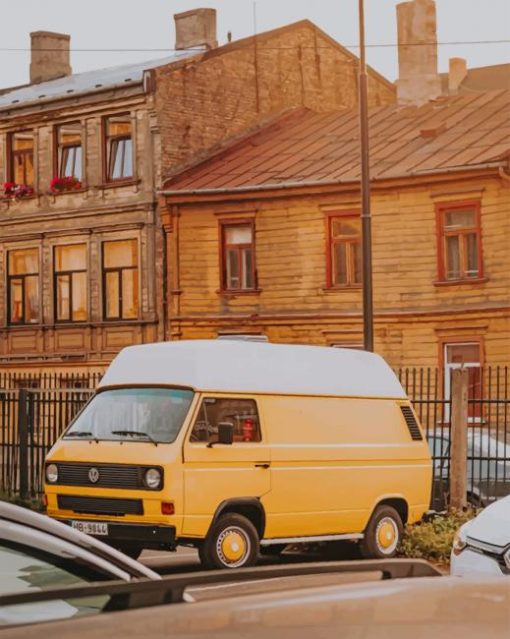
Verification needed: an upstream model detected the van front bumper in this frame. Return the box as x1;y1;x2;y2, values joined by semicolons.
58;518;177;550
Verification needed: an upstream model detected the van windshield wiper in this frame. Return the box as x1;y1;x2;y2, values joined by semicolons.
65;431;99;442
111;430;158;445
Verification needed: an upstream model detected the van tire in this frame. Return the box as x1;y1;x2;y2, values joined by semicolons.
360;505;403;559
115;544;143;561
199;513;259;569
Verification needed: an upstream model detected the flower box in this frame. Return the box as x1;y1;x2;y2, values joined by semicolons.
49;176;82;193
2;182;34;200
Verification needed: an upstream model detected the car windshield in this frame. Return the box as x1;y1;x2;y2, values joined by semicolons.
65;387;194;443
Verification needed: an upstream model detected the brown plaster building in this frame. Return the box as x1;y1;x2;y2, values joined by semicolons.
0;11;395;376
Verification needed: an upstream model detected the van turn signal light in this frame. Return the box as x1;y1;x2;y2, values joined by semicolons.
161;502;175;515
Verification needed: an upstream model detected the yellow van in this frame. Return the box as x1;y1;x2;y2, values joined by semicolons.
44;340;432;569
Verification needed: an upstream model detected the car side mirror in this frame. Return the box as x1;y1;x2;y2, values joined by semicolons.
208;422;234;447
218;422;234;445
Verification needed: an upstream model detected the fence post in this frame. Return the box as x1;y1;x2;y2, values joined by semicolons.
18;388;29;501
450;368;468;510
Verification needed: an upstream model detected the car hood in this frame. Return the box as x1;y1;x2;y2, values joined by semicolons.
466;496;510;548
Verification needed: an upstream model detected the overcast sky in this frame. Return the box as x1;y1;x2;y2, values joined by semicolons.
1;0;509;90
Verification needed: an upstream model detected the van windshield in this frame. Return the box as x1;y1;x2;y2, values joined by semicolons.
64;388;194;444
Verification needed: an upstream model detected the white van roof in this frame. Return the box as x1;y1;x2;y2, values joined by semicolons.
99;340;406;399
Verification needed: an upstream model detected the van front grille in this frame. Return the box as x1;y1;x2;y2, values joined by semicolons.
52;463;162;490
400;405;423;441
57;495;143;516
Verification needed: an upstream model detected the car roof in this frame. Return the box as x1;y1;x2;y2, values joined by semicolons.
6;574;509;639
100;339;407;399
0;501;159;580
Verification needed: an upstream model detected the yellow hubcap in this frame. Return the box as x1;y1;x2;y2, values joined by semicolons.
377;519;397;550
220;531;246;562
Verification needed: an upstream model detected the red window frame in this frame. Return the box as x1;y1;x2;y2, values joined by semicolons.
219;220;257;293
436;200;484;283
325;211;362;289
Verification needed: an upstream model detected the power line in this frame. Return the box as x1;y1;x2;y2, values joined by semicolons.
0;39;509;52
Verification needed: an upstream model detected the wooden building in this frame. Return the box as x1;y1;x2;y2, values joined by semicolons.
0;12;395;377
160;91;510;384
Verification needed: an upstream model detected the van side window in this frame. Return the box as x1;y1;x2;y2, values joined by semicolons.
190;398;261;444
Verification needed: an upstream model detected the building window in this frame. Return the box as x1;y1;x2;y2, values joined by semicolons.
221;222;255;291
190;398;261;444
104;115;133;181
437;203;483;282
56;122;82;180
444;341;482;421
102;239;138;320
7;248;39;324
9;131;34;186
328;214;362;287
54;244;87;322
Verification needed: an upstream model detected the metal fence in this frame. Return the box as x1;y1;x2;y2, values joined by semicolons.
0;367;509;510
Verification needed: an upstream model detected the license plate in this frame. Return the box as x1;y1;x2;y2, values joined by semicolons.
71;520;108;536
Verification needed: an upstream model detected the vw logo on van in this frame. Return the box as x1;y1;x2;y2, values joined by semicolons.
88;467;100;484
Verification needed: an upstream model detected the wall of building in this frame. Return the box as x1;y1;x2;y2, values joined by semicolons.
155;22;396;177
0;91;165;373
167;174;510;369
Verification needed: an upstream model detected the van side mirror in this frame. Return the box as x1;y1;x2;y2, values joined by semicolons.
218;422;234;445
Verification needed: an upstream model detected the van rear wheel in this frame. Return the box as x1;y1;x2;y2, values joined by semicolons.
360;505;403;559
199;513;259;570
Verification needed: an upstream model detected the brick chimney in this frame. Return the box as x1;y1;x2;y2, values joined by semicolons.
30;31;72;84
174;8;217;50
396;0;441;105
448;57;468;95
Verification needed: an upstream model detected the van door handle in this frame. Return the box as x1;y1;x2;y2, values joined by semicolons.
254;463;270;469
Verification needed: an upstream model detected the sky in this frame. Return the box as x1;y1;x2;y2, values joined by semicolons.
0;0;509;90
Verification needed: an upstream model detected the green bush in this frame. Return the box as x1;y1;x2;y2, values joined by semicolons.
398;510;476;563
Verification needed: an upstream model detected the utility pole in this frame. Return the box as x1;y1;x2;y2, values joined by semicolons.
358;0;374;352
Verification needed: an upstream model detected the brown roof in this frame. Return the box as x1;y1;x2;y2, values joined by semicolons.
440;64;510;95
164;90;510;193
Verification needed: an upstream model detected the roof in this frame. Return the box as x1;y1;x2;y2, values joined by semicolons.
99;340;407;399
0;51;200;109
164;90;510;193
440;63;510;95
0;20;394;112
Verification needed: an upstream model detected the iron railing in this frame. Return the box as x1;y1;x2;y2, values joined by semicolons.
0;367;509;510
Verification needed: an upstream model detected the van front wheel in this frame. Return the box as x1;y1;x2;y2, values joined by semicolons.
199;513;259;569
360;505;403;559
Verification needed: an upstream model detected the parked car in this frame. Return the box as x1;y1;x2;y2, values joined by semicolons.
44;340;431;568
427;429;510;508
451;495;510;577
1;560;509;639
0;501;159;627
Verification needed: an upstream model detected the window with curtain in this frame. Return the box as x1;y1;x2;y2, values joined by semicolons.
8;248;40;324
9;131;34;186
102;239;139;320
221;223;255;291
438;204;482;281
104;115;133;181
328;215;362;287
57;122;82;180
54;244;87;322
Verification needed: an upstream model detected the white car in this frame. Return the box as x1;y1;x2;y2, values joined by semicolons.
0;500;160;626
451;495;510;577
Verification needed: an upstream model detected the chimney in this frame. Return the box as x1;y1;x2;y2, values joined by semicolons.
448;57;468;95
30;31;72;84
396;0;441;105
174;8;217;50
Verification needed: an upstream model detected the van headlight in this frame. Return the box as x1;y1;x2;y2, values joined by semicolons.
145;468;162;490
45;463;59;484
452;526;468;555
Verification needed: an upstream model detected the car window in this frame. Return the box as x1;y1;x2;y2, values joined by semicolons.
0;542;110;626
190;398;261;444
